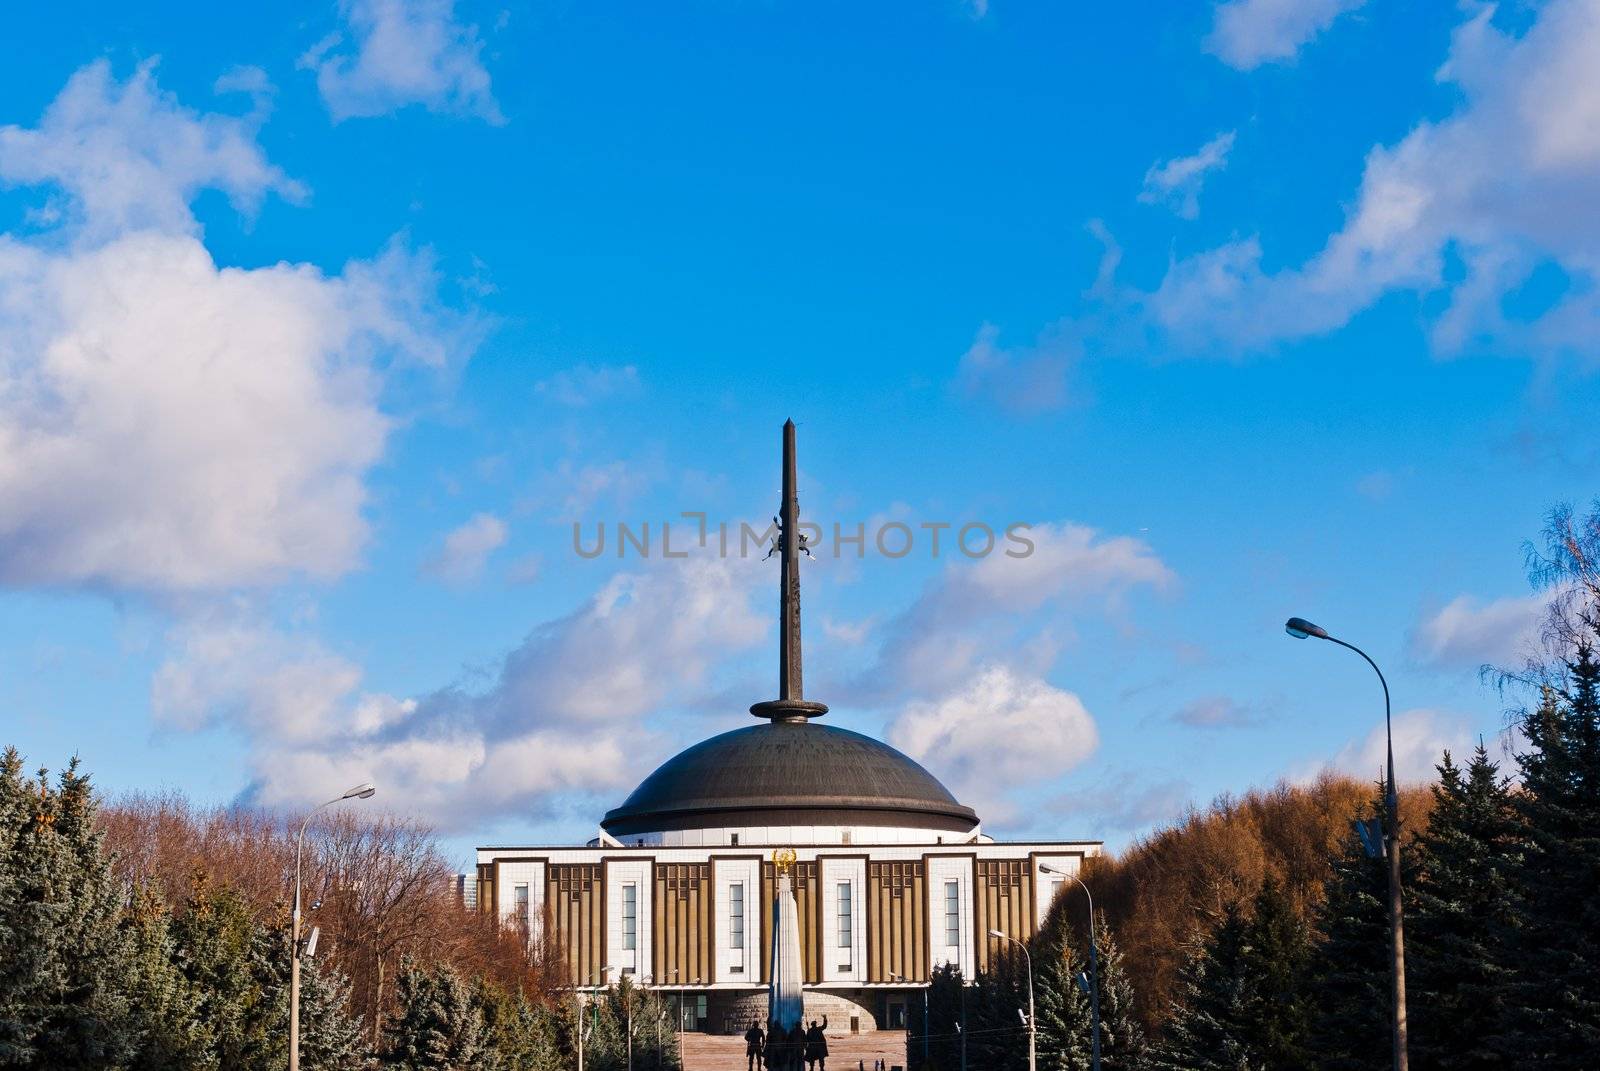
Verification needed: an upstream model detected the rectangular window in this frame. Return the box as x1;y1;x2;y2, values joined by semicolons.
837;882;853;948
1052;879;1065;904
514;883;530;932
944;881;960;947
622;883;637;950
730;882;746;949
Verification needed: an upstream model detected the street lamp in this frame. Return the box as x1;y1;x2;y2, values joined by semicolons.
988;930;1036;1071
576;964;614;1071
1040;864;1101;1071
290;782;375;1071
1285;616;1408;1071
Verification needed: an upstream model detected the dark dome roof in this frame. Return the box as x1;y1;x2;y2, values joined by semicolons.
601;721;980;837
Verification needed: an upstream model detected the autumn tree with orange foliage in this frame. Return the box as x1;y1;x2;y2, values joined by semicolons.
1076;772;1431;1037
96;791;567;1045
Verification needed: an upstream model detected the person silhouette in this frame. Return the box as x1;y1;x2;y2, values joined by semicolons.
764;1018;784;1069
804;1016;829;1071
745;1020;766;1071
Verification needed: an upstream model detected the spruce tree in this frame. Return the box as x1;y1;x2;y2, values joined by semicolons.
0;753;144;1069
1152;881;1309;1071
966;962;1028;1071
1032;933;1091;1071
383;957;498;1071
297;957;372;1071
1304;795;1391;1071
1407;746;1518;1069
170;876;282;1070
1088;916;1147;1070
121;886;209;1071
1499;647;1600;1066
1149;903;1253;1071
924;964;968;1071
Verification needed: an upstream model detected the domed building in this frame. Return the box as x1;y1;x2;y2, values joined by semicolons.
474;422;1098;1035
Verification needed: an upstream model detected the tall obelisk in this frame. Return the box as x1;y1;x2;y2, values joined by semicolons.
768;848;804;1049
750;420;828;724
757;421;821;1064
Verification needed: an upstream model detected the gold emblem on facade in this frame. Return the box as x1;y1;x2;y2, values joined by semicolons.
772;847;797;873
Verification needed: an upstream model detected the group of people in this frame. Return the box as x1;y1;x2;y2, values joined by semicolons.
743;1015;829;1071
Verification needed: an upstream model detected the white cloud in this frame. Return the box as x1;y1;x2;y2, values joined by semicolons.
302;0;504;124
152;606;365;742
422;512;508;584
0;59;303;241
858;521;1173;701
470;555;765;732
0;62;465;595
1156;1;1600;362
536;363;642;407
1323;707;1480;785
887;664;1099;805
211;554;767;830
1205;0;1367;70
1411;593;1544;671
1139;131;1236;219
955;323;1077;414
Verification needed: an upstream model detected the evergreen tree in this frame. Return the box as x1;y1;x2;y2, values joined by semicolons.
1152;881;1309;1071
1499;647;1600;1066
121;886;209;1071
1150;903;1253;1071
169;876;283;1070
298;957;373;1071
0;753;145;1069
923;964;968;1071
1089;916;1147;1071
384;958;498;1071
1032;932;1091;1071
1407;746;1518;1069
1304;796;1391;1071
966;961;1028;1071
478;984;564;1071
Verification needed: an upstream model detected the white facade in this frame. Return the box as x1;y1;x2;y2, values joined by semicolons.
926;854;975;977
713;856;761;985
477;838;1100;1003
820;856;867;984
604;857;653;982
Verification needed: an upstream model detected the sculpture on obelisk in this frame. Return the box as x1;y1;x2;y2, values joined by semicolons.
767;848;804;1070
750;420;828;725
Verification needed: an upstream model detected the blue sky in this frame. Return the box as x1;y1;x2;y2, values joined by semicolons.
2;0;1597;867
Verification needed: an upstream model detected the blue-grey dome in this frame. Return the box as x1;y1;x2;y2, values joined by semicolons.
601;720;979;836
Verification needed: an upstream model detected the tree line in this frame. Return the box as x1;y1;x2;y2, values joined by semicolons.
905;503;1600;1070
0;763;681;1069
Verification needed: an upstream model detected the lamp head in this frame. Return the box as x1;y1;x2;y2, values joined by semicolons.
987;928;1006;939
342;782;376;800
1039;863;1064;876
1284;617;1329;641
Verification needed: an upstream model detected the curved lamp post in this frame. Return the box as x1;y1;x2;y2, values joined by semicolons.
1285;616;1408;1071
1041;864;1101;1071
988;930;1036;1071
290;782;375;1071
576;963;615;1071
